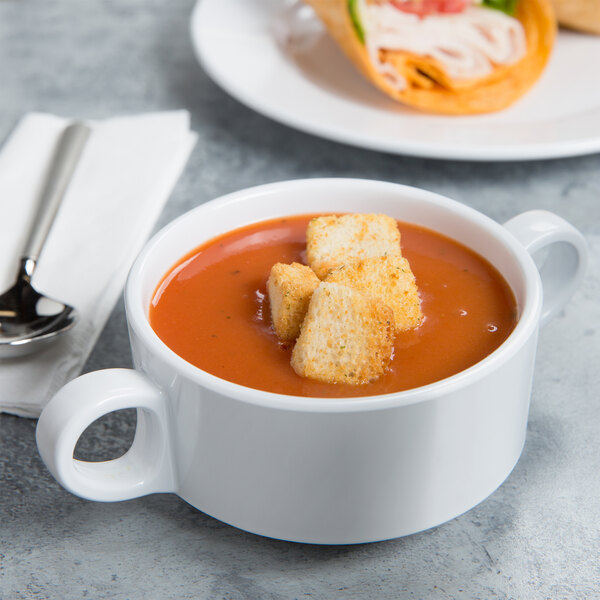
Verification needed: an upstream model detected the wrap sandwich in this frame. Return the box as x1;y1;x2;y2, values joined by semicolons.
551;0;600;34
304;0;556;114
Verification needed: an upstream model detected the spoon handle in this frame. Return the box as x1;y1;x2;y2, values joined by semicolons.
22;121;91;264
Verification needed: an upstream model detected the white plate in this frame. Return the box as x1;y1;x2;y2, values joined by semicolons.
191;0;600;161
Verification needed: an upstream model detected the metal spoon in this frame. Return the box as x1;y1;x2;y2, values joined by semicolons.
0;121;91;357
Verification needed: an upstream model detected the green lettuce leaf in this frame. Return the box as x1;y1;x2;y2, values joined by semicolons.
482;0;518;16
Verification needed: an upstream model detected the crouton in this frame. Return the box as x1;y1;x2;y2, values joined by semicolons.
306;214;402;279
324;255;422;331
291;282;395;385
267;262;320;341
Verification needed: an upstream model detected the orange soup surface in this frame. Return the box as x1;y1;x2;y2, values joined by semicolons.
150;215;517;397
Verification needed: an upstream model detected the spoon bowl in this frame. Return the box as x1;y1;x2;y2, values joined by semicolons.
0;259;77;357
0;122;89;357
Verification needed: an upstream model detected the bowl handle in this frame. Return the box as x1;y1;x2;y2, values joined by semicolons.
36;368;175;501
503;210;587;327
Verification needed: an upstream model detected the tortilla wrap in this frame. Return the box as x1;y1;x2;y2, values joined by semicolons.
551;0;600;34
305;0;556;114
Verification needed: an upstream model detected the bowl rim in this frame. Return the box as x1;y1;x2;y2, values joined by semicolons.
125;178;542;413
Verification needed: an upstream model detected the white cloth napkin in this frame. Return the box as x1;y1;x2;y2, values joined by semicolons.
0;111;196;417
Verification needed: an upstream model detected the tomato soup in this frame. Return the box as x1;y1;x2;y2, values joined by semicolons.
149;215;517;397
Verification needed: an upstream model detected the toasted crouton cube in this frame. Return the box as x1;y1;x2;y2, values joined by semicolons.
306;214;402;279
291;282;395;385
324;255;422;331
267;262;320;341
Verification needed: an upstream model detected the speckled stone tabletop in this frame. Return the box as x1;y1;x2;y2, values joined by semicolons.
1;1;599;598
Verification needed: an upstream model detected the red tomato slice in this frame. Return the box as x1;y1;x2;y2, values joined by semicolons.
390;0;469;16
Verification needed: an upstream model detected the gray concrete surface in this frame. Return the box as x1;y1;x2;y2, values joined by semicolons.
1;1;599;598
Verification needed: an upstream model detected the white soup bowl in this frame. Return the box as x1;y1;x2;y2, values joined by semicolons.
36;179;587;544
